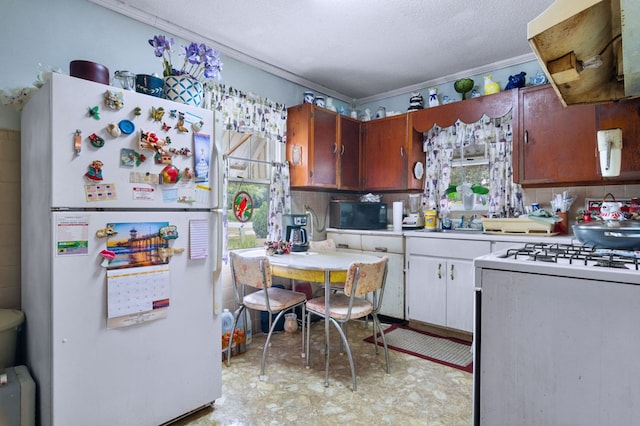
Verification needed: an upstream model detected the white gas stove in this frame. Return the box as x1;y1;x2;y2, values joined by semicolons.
473;241;640;426
475;241;640;285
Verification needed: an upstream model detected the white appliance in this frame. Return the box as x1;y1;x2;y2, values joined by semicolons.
473;242;640;425
20;73;223;426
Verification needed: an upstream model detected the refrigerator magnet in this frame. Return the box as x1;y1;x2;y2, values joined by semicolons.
118;119;135;135
100;249;115;267
96;224;118;238
160;164;181;184
104;90;124;110
87;105;100;120
158;246;184;263
74;129;82;155
159;225;178;240
106;123;121;138
88;133;105;148
176;114;189;133
85;160;104;181
150;106;165;121
192;120;204;132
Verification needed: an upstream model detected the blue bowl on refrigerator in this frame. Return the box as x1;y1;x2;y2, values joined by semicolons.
135;74;164;98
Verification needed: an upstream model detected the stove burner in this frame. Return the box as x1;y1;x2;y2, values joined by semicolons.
594;259;629;269
530;253;557;263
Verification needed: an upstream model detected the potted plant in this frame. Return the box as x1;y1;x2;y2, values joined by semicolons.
148;34;223;106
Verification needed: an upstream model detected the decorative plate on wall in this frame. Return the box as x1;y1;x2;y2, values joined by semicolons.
414;161;424;179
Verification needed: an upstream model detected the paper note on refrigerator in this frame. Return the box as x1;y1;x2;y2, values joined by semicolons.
189;219;209;259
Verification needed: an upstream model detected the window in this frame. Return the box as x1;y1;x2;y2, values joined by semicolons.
223;130;283;249
448;131;490;212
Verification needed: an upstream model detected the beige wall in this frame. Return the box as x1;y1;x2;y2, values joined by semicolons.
0;129;21;309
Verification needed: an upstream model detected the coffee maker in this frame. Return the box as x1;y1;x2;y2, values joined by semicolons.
283;214;309;252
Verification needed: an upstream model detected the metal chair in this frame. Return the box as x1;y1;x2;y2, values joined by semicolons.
305;256;390;391
228;251;307;380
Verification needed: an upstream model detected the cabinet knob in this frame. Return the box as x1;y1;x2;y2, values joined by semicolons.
450;264;455;280
333;143;337;154
340;145;345;156
524;130;529;144
437;263;442;279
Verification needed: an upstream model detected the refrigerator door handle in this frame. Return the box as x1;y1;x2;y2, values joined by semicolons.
212;208;224;315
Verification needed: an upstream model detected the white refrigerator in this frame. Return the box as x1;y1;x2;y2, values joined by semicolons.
20;73;223;425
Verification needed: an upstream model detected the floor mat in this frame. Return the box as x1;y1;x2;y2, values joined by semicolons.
364;323;473;373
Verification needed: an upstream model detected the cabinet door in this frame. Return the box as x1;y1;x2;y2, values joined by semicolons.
311;107;338;187
287;104;337;188
362;115;408;190
338;116;361;190
596;97;640;182
364;251;404;319
407;255;446;326
515;85;600;185
445;259;474;332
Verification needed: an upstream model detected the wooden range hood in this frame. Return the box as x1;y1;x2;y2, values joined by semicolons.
528;0;639;106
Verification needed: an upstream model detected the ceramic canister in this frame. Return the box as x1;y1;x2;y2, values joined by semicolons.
303;91;314;104
315;96;325;108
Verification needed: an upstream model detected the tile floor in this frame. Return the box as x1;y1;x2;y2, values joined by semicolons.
174;319;473;425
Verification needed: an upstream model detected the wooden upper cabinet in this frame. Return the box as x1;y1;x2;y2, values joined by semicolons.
595;97;640;182
286;103;362;190
411;89;517;132
362;114;421;191
514;84;600;186
337;115;361;190
287;103;338;189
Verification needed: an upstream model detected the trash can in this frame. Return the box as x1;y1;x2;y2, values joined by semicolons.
0;309;25;369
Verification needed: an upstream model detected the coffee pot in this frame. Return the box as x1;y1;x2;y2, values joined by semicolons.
287;226;308;251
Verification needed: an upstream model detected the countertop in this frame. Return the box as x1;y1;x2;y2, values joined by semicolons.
327;227;578;245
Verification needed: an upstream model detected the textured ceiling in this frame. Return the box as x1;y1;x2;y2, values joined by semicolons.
90;0;555;101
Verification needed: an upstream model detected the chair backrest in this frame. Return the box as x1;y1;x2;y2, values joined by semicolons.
344;256;388;299
309;239;336;252
229;251;272;291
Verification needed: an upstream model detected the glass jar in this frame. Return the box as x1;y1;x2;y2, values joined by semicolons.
284;313;298;333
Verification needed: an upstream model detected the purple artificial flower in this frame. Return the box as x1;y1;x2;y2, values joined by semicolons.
150;34;222;81
148;35;173;57
184;42;202;65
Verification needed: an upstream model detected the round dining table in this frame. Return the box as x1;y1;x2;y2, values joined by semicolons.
237;248;381;386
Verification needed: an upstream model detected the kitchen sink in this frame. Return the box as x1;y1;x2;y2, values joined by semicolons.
412;228;484;234
441;228;484;234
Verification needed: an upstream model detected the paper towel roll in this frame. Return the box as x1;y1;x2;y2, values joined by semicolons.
393;201;403;232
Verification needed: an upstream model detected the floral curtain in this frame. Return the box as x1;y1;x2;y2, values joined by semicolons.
267;162;291;242
209;83;287;143
422;112;523;218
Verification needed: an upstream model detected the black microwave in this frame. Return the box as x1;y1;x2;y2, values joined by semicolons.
329;201;388;230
